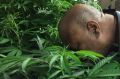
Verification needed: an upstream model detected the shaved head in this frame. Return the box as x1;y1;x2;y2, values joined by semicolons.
59;4;102;49
58;4;116;54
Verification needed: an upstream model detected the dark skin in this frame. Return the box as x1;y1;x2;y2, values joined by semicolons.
58;4;118;55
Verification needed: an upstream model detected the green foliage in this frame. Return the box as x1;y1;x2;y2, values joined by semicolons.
0;0;120;79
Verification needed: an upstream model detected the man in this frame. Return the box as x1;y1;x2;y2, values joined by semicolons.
58;4;119;55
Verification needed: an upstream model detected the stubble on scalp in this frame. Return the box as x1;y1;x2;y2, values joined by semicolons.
58;4;102;46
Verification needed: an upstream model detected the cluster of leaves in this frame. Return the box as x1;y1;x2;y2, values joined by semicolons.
0;0;120;79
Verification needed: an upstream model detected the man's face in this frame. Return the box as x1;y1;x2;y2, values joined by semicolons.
69;25;90;50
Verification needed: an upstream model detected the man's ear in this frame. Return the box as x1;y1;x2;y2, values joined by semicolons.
87;20;101;38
